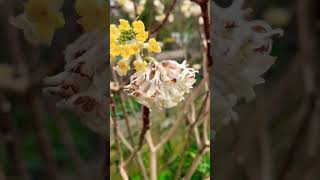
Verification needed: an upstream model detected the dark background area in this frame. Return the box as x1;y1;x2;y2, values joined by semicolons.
0;0;106;180
214;0;320;180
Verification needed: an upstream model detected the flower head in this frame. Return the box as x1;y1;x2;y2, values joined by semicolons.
125;60;197;109
9;0;65;44
119;19;131;31
148;38;161;53
132;20;145;33
110;19;161;76
75;0;108;32
133;59;147;72
114;59;130;76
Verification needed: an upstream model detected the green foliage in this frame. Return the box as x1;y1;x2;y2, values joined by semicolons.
158;141;210;179
113;95;141;119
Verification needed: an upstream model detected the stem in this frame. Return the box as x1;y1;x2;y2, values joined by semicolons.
145;131;157;180
150;0;178;34
191;0;212;67
118;93;135;144
110;97;129;179
140;106;150;146
184;145;210;180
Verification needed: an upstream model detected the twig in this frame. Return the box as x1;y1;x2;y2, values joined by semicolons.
191;0;212;67
29;94;59;180
118;93;135;144
46;99;90;180
150;0;178;34
184;145;210;180
140;106;150;147
110;97;129;180
145;131;157;180
174;92;209;179
111;109;149;180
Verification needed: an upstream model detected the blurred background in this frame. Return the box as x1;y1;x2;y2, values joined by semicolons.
1;0;319;179
214;0;320;180
0;0;106;180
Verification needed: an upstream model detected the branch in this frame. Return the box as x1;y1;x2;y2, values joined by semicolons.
110;97;129;180
184;145;210;180
46;99;90;180
145;131;157;180
150;0;178;34
29;94;59;180
118;93;135;145
191;0;212;67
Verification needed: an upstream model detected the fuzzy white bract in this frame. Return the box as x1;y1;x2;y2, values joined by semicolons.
212;0;283;125
125;60;197;110
42;30;108;135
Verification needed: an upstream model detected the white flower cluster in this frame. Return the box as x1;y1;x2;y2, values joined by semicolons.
212;0;283;124
8;0;65;45
43;30;108;135
115;0;146;19
154;0;174;23
181;0;203;25
124;60;197;110
181;0;202;18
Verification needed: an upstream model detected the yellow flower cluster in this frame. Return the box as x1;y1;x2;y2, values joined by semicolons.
24;0;65;43
75;0;108;32
110;19;161;76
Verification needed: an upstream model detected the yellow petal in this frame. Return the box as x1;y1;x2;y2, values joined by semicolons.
133;60;147;72
148;38;161;53
136;31;149;42
132;20;145;33
119;19;131;31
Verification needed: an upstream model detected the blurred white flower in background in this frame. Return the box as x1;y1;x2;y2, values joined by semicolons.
43;30;108;135
154;0;174;23
115;0;146;19
116;0;135;18
181;0;201;18
9;0;65;45
212;0;283;125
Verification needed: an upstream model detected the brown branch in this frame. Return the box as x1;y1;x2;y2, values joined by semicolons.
118;93;135;145
140;106;150;146
28;94;59;180
46;99;90;180
110;97;128;179
191;0;212;67
174;93;209;179
121;105;150;170
150;0;178;34
278;94;318;180
184;144;210;180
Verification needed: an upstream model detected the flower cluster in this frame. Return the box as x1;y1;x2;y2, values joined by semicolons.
124;60;197;110
110;19;197;110
110;19;161;76
113;0;174;23
9;0;65;44
43;30;108;135
212;0;283;124
181;0;201;18
9;0;107;45
153;0;174;23
115;0;146;19
75;0;108;32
